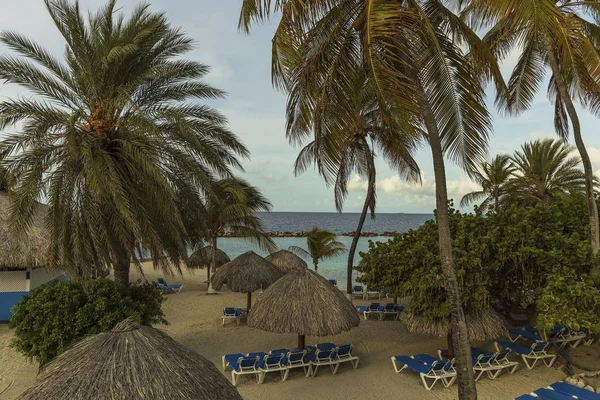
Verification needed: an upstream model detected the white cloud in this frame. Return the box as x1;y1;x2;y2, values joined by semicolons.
347;175;368;192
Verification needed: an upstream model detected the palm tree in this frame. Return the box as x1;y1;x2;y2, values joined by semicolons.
508;139;587;205
292;73;420;299
0;0;248;285
239;2;505;397
199;177;276;293
465;0;600;256
290;227;346;272
461;155;515;212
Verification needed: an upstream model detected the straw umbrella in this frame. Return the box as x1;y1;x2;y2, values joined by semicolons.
212;251;284;311
265;249;308;273
248;267;360;349
0;192;51;270
401;309;507;357
18;319;242;400
188;246;230;270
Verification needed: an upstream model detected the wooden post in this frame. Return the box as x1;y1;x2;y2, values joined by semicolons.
247;291;252;312
297;334;305;350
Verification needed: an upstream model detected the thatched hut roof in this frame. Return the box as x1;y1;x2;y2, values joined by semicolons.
188;246;230;269
18;319;242;400
0;192;51;271
400;309;507;341
248;267;360;336
212;251;284;293
266;250;307;273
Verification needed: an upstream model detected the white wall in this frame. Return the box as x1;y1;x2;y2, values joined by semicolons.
0;271;27;292
30;269;66;290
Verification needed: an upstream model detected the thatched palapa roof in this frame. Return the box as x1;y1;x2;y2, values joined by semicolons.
0;192;51;271
266;249;308;273
249;267;360;336
212;250;284;293
18;319;242;400
188;245;230;269
400;309;507;341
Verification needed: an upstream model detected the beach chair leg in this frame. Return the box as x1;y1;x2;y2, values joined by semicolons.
305;365;312;377
420;375;437;390
508;332;521;342
445;376;457;387
363;312;368;320
391;358;408;374
584;338;595;346
311;365;319;377
256;372;263;384
506;363;519;374
231;371;237;387
569;339;582;348
523;356;538;370
222;356;227;371
543;355;556;367
486;368;503;380
352;358;360;369
474;369;485;381
331;362;339;375
283;368;290;382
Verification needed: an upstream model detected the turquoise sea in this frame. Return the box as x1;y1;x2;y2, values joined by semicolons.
216;212;433;286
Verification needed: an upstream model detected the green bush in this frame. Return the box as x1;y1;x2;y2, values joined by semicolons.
537;269;600;337
9;278;166;365
356;193;597;325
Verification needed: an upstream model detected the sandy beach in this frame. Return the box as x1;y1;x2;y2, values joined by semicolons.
0;263;569;400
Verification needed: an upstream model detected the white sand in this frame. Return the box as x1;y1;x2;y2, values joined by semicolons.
0;263;567;400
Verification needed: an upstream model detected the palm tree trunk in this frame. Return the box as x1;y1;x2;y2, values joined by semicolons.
546;43;600;266
346;154;376;301
420;93;477;399
207;236;217;294
313;260;318;272
113;246;130;286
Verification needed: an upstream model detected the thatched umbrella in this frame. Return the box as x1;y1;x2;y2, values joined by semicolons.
188;246;230;269
401;309;507;357
212;251;284;311
248;267;360;349
18;319;242;400
265;249;308;273
0;192;51;270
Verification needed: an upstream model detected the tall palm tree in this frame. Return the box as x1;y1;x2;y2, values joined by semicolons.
0;0;248;284
289;227;346;272
239;1;505;397
508;139;587;205
292;74;421;299
465;0;600;255
199;177;276;293
461;154;515;212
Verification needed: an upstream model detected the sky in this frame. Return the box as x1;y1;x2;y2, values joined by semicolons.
2;1;600;213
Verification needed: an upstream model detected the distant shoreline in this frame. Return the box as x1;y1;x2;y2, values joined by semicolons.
220;231;400;238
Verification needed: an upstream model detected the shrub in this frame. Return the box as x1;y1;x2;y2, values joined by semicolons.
537;269;600;337
9;278;166;365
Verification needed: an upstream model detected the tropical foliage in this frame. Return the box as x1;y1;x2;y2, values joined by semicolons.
10;279;165;365
460;155;514;212
357;193;598;335
467;0;600;255
508;139;587;205
198;177;275;288
291;72;421;297
463;139;588;210
0;0;248;284
239;1;505;394
290;227;346;272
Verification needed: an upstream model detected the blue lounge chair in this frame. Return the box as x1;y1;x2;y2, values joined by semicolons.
258;352;287;383
510;325;588;349
391;354;456;390
352;285;364;298
381;303;403;320
550;382;600;400
495;341;556;370
283;349;311;379
156;278;183;293
358;303;383;320
222;352;265;386
328;279;338;287
516;382;600;400
308;347;339;377
334;344;360;372
222;307;246;326
438;347;519;381
365;287;381;300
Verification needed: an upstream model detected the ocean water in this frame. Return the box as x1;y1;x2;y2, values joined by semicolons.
217;212;433;287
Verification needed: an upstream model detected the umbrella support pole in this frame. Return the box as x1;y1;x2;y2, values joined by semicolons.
298;334;305;350
247;292;252;312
